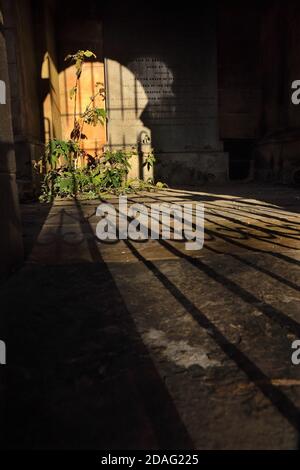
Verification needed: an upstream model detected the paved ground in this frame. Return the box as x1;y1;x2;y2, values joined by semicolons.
2;183;300;449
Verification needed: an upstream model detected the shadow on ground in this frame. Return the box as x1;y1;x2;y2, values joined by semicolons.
2;182;300;449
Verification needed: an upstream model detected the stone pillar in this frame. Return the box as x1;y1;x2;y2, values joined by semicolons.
0;7;23;279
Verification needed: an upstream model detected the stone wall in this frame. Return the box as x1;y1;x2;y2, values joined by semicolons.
104;2;228;185
39;0;62;143
0;6;23;279
57;11;106;159
3;0;300;189
218;2;262;140
255;1;300;183
1;0;44;198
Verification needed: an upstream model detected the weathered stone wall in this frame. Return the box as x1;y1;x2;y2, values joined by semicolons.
1;0;44;197
286;2;300;129
57;12;106;159
104;3;228;185
218;1;300;184
218;2;262;140
39;0;62;143
0;6;23;279
255;1;300;183
3;0;300;188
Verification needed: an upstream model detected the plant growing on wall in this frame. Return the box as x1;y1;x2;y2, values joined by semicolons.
65;50;106;165
38;49;106;173
37;49;164;202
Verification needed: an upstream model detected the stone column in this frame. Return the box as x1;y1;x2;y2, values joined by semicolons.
0;7;23;279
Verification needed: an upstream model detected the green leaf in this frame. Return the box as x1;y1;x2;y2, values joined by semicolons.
69;86;77;99
84;51;96;58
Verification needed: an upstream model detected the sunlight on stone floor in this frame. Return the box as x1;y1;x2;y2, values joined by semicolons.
6;183;300;449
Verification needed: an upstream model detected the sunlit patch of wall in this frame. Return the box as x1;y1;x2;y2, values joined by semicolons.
105;58;154;180
59;61;106;165
41;59;106;166
105;59;149;146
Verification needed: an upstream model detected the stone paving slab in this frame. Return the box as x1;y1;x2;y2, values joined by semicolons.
2;183;300;449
